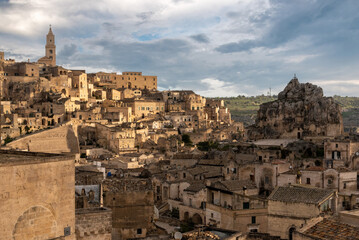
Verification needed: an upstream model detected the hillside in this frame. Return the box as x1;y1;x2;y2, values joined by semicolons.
217;95;359;130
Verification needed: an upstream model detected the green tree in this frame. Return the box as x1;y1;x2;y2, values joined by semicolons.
182;134;192;146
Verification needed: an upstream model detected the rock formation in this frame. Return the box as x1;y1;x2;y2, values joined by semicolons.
247;77;343;140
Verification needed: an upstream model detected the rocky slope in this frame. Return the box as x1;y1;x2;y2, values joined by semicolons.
247;77;343;140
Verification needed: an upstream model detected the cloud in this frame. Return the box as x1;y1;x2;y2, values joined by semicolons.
190;34;210;43
215;40;258;53
1;0;359;97
58;44;77;59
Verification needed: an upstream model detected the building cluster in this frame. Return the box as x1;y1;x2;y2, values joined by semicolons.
0;27;359;240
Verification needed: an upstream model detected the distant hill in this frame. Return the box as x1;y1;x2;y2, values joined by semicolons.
215;95;359;130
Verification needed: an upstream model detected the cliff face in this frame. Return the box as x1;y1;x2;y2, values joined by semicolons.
247;78;343;140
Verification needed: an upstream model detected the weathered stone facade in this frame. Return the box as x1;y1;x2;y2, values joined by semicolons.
103;178;154;239
75;207;112;240
0;150;75;240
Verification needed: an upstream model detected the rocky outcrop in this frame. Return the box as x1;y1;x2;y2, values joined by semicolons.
247;77;343;140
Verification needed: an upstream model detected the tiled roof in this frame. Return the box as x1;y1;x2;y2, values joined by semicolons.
197;159;224;166
211;180;257;192
268;185;334;204
303;218;359;240
184;182;206;193
303;166;325;171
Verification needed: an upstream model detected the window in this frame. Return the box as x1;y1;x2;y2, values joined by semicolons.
189;198;192;207
243;202;250;209
306;178;311;184
344;183;347;189
250;175;255;181
211;213;214;218
336;144;338;148
251;216;256;224
183;173;186;178
137;229;142;235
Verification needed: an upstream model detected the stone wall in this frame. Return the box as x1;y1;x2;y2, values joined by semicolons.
75;207;112;240
7;125;80;155
267;201;320;239
0;150;75;240
103;179;154;239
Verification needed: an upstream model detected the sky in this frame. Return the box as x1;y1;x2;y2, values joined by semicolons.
1;0;359;97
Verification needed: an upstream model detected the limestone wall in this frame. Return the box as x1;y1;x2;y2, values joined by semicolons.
103;188;154;239
0;152;75;240
7;125;80;155
75;208;112;240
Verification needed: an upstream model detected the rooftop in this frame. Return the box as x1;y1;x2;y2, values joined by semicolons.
209;180;257;193
302;218;359;240
268;185;334;204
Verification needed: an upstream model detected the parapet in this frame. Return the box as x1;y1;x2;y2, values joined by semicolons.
0;149;75;166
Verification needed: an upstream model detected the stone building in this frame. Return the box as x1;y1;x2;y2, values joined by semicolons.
123;98;165;119
102;178;154;239
69;70;88;101
324;139;359;169
300;166;357;194
95;71;158;90
3;62;39;77
206;180;268;233
95;123;137;153
38;26;56;66
0;150;75;239
267;185;336;240
179;182;207;225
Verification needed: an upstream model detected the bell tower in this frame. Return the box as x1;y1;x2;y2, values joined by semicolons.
45;25;56;66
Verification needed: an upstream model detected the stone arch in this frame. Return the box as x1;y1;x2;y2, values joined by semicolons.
191;213;203;225
288;226;296;240
13;205;57;240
